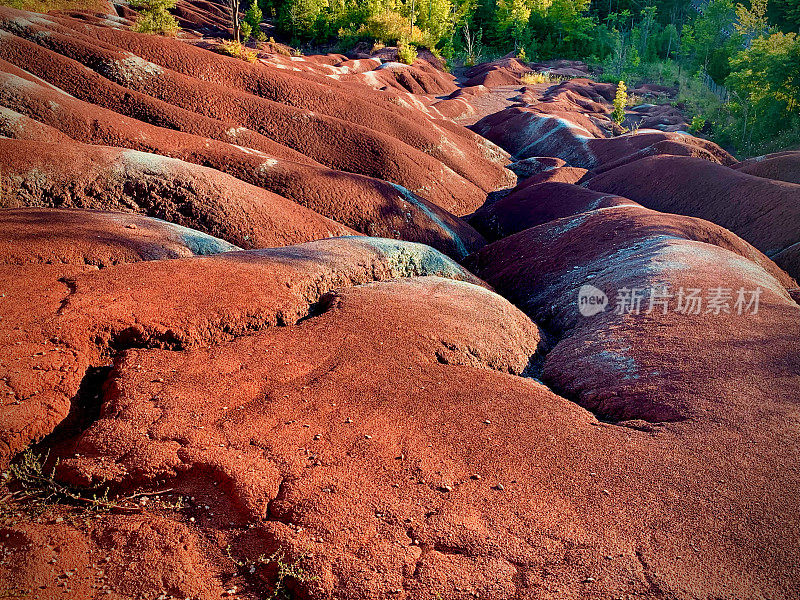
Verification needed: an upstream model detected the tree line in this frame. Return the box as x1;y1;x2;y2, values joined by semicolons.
131;0;800;155
249;0;798;155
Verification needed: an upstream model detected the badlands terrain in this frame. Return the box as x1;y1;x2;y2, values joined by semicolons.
0;2;799;599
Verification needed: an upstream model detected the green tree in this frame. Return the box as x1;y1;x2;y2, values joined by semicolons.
546;0;594;54
769;0;800;33
681;0;742;81
727;30;800;128
273;0;325;41
734;0;769;39
244;1;266;41
415;0;455;48
496;0;532;49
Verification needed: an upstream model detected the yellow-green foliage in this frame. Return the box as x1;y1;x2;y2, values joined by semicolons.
689;115;706;132
369;10;417;44
397;40;418;65
626;93;643;107
130;0;179;36
216;40;259;63
225;546;318;600
612;80;627;125
339;11;425;47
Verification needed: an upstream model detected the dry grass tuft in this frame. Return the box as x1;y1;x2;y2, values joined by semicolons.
216;40;259;63
520;71;564;86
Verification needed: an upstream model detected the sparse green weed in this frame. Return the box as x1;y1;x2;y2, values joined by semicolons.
225;545;318;600
0;449;183;522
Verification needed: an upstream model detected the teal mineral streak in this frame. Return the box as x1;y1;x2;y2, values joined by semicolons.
389;183;470;259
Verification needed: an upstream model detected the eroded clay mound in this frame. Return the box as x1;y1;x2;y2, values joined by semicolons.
527;59;592;78
0;138;355;249
465;204;799;423
545;78;615;103
512;165;588;186
773;243;800;290
0;8;515;215
470;76;734;170
462;55;531;88
0;105;73;143
0;208;240;267
732;151;800;184
469;182;636;240
78;27;472;166
0;7;799;599
0;230;482;467
3;213;800;599
0;208;238;467
0;59;482;258
585;155;800;268
472;106;733;169
469;165;591;219
626;102;688;132
505;156;567;178
587;137;730;175
174;0;231;36
350;61;459;96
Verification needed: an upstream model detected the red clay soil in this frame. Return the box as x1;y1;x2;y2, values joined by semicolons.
452;84;547;127
513;165;588;186
462;55;531;88
84;29;468;155
469;166;590;221
0;208;240;266
521;60;592;79
469;182;637;240
0;138;357;249
773;242;800;287
173;0;231;36
0;207;241;472
34;11;510;194
0;36;492;256
731;151;800;184
587;137;729;175
625;102;688;132
465;204;798;419
1;5;799;599
585;155;800;266
592;133;735;167
0;63;484;258
0;68;482;257
629;83;678;98
0;105;73;143
0;8;514;214
0;231;483;468
505;156;567;178
473;107;733;169
354;61;459;96
470;77;734;170
1;211;798;598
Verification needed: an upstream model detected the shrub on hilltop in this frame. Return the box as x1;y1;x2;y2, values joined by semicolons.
130;0;180;36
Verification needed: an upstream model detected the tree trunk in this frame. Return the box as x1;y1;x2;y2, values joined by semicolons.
230;0;240;43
